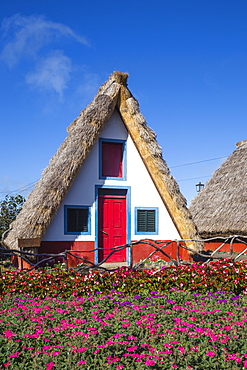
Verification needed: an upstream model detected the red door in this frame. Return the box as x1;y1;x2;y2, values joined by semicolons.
98;194;126;262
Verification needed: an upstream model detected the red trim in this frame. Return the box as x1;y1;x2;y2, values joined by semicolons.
15;240;192;269
204;241;247;254
39;241;95;268
131;240;190;264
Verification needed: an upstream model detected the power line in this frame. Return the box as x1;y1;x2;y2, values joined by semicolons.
0;181;38;195
170;156;228;168
0;155;228;194
177;175;210;182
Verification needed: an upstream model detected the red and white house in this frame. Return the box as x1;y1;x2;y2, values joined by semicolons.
4;72;197;267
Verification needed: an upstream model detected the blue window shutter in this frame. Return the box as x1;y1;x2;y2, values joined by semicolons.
137;209;156;233
67;208;89;233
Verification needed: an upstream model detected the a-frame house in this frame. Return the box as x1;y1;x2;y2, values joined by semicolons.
3;72;197;267
190;139;247;253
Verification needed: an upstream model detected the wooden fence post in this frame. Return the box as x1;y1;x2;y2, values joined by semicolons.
129;244;133;269
64;250;69;271
176;241;180;265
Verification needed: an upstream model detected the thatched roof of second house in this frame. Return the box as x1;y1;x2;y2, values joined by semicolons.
3;71;198;250
189;140;247;238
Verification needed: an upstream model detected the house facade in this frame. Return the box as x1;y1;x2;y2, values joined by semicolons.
41;109;181;265
3;72;197;267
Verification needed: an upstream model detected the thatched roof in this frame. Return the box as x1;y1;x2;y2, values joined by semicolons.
3;71;197;250
190;140;247;238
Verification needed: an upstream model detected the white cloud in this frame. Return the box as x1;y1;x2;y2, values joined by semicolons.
78;72;100;97
25;51;72;98
0;14;89;96
0;14;89;68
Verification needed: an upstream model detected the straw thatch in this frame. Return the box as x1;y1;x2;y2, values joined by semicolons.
189;140;247;238
3;71;198;250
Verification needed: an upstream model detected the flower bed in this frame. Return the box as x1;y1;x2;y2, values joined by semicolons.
1;260;247;298
1;260;247;369
1;291;247;369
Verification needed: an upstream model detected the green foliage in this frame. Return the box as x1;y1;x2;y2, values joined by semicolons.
0;194;25;239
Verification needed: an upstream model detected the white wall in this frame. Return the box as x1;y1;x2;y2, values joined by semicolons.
43;110;180;241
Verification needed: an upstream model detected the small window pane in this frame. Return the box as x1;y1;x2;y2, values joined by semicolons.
102;142;123;177
67;208;88;232
137;209;156;233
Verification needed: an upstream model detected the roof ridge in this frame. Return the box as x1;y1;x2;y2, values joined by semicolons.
236;139;247;148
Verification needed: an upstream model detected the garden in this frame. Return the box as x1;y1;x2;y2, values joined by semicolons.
1;260;247;369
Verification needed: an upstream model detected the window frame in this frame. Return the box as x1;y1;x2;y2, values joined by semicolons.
135;207;159;235
64;205;91;235
99;138;126;180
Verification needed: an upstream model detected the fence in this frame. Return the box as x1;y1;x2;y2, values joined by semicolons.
1;235;247;272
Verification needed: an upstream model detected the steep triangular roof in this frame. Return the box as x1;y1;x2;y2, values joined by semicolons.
3;71;197;249
190;140;247;238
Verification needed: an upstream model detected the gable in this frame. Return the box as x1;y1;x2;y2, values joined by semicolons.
43;109;180;242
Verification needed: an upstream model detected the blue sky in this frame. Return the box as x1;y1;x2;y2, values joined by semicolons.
1;0;247;204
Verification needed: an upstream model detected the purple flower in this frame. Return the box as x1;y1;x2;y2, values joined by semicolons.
120;301;131;305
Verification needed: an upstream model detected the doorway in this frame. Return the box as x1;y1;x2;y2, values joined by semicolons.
98;189;127;262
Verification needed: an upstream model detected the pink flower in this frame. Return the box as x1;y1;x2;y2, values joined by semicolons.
126;346;138;352
206;351;215;358
31;350;41;356
9;352;19;358
163;343;173;348
190;347;199;351
46;362;55;370
116;366;124;369
177;346;185;354
145;360;156;366
3;331;17;337
235;357;242;363
77;347;88;353
42;345;52;351
107;356;121;364
77;360;86;365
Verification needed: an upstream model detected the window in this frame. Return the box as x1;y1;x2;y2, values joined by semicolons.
64;206;91;235
135;208;158;235
99;139;126;179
